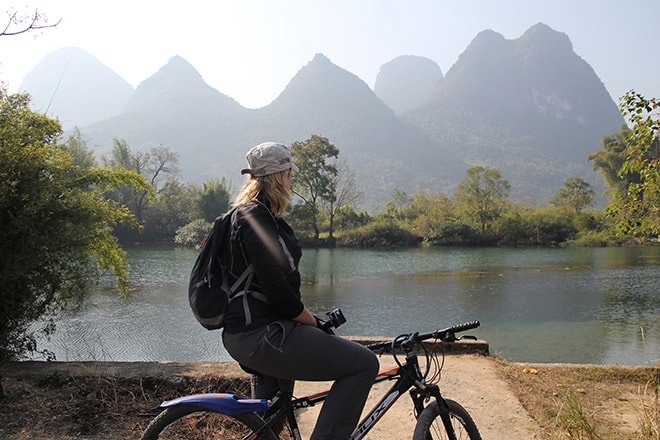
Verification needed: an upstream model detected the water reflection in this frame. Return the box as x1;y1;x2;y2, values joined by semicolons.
36;246;660;365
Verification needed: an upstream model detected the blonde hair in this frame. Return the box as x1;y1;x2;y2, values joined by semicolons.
232;169;291;215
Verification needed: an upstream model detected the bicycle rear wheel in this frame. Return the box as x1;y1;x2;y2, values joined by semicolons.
412;399;482;440
140;404;279;440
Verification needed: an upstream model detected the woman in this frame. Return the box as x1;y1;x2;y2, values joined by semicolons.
221;141;379;440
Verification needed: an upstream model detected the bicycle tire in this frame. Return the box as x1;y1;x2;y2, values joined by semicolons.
412;399;482;440
140;404;279;440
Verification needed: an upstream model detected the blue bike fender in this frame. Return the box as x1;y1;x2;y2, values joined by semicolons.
161;393;270;415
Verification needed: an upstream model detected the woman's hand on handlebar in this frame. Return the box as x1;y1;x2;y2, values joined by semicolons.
293;306;318;326
294;307;345;334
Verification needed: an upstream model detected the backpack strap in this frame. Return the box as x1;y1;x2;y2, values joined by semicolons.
278;236;296;272
227;264;270;327
228;263;253;296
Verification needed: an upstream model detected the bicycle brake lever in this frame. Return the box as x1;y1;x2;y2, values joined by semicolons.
315;316;336;334
400;332;418;351
438;331;457;342
321;322;335;335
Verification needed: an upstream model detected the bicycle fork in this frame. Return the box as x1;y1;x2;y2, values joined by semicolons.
411;384;460;440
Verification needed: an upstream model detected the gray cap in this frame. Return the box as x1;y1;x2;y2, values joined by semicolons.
241;142;299;177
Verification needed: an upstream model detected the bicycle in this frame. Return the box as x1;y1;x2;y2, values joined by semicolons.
140;315;482;440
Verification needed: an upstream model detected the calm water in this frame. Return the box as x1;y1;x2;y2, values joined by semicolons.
37;246;660;366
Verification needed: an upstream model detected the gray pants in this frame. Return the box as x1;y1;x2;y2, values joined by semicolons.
222;320;379;440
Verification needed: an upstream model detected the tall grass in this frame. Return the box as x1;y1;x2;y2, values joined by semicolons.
552;388;601;439
635;369;659;440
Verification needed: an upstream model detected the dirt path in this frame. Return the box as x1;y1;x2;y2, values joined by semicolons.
294;353;540;439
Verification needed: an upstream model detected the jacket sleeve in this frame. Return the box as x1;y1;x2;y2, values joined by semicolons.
235;204;304;319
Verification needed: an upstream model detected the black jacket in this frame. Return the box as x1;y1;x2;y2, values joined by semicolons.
222;199;303;332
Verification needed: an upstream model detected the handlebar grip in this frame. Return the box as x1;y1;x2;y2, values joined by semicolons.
431;320;480;342
365;340;391;352
442;320;480;334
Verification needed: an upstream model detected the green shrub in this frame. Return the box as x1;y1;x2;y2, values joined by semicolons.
338;222;420;248
423;221;481;246
174;219;212;247
570;230;622;246
498;209;578;245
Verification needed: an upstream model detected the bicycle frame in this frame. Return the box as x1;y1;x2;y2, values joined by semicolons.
259;349;451;440
351;363;428;439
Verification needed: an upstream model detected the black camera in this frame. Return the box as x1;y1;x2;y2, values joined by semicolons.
326;308;346;329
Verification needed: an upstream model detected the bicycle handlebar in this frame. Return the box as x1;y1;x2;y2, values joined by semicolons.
365;320;481;353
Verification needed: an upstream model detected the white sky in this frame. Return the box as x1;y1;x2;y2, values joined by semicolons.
1;0;658;109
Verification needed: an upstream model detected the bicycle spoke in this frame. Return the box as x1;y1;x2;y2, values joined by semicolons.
427;415;473;439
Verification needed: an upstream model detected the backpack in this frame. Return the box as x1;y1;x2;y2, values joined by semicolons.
188;207;268;330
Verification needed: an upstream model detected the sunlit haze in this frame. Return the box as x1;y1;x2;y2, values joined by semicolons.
1;0;659;108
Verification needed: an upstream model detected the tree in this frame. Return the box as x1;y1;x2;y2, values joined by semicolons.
334;205;371;231
456;166;511;235
0;90;148;366
62;128;96;168
550;177;595;213
143;181;198;241
103;139;179;241
588;126;634;197
1;8;60;37
323;160;360;239
607;91;660;237
290;135;339;240
408;191;458;244
384;189;412;222
173;179;232;247
195;178;232;222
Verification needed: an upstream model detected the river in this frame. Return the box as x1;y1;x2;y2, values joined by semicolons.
37;245;660;366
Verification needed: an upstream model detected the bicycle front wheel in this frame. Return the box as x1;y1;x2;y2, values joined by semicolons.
140;404;279;440
412;399;482;440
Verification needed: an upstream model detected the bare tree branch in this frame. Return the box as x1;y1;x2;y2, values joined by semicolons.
2;9;61;37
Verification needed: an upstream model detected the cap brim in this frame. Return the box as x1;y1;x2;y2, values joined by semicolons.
242;164;297;177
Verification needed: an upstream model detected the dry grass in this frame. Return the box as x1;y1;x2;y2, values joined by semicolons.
0;372;250;439
498;360;659;440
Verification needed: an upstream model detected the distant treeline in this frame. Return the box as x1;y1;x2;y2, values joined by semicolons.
87;121;657;248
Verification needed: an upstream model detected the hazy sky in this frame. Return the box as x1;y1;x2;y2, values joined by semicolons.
1;0;658;109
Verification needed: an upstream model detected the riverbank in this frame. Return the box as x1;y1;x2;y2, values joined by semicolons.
1;350;657;439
